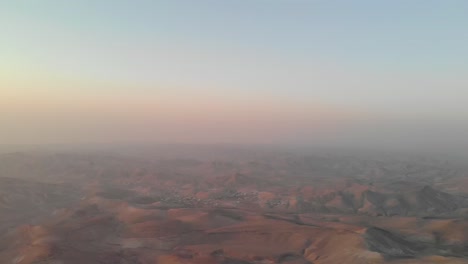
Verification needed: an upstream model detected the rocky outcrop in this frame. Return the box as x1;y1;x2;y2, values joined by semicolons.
365;227;424;258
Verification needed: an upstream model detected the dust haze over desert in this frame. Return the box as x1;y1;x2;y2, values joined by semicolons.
2;1;468;264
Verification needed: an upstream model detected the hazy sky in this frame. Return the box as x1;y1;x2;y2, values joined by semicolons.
1;1;468;146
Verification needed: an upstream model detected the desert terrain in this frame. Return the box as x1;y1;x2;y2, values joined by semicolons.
1;146;468;264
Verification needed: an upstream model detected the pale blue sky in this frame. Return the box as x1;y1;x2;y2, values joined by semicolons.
1;1;468;144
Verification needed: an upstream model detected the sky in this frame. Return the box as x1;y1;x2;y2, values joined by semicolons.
1;0;468;148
